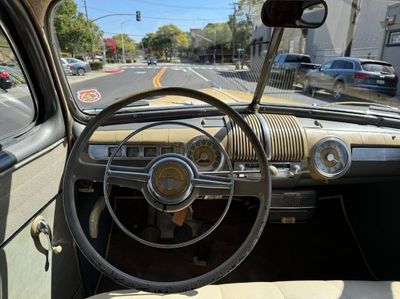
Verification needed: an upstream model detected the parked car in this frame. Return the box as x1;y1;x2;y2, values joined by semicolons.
304;57;398;99
63;57;91;76
270;53;320;89
0;69;12;91
60;57;72;75
147;56;157;66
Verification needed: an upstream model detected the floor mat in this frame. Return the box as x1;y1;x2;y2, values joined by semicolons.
96;197;372;293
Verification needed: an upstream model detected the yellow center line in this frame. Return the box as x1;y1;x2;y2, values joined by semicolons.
152;67;166;88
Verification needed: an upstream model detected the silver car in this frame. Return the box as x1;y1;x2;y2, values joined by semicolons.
63;57;91;76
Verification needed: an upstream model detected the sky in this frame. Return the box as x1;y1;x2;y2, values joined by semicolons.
77;0;235;41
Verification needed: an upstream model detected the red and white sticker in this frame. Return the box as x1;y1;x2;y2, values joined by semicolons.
77;89;102;103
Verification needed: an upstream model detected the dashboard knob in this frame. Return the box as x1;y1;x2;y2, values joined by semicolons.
269;165;278;177
289;164;301;177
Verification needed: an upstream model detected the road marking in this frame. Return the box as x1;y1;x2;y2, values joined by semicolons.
189;67;210;82
135;71;146;74
152;67;167;87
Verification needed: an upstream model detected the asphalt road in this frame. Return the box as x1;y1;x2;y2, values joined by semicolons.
69;63;335;111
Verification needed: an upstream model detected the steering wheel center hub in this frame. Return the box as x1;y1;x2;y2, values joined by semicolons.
148;156;194;206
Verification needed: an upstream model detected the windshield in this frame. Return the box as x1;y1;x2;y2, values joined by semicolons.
52;0;400;113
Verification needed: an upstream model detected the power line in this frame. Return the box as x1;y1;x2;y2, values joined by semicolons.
103;31;146;37
132;0;229;10
83;6;227;22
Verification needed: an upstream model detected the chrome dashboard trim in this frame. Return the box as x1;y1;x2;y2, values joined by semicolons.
256;112;272;160
352;147;400;161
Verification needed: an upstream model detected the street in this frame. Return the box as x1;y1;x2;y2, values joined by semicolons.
69;62;339;111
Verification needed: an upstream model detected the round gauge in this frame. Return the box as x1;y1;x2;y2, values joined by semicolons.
186;138;223;171
311;137;351;179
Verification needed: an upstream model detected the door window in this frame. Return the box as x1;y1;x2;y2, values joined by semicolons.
0;27;36;141
320;61;332;71
331;60;345;69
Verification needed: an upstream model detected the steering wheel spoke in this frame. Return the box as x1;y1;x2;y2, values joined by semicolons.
193;174;232;197
106;165;149;190
233;178;266;198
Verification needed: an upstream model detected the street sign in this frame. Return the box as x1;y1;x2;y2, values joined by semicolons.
237;48;244;52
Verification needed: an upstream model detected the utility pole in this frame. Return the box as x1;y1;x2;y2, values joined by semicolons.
121;20;130;64
242;0;253;68
344;0;361;57
82;0;89;19
231;3;237;61
214;28;217;64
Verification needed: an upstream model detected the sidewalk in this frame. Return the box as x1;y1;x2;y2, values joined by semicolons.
67;63;123;85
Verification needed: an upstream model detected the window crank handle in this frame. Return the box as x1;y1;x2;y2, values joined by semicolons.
31;216;63;255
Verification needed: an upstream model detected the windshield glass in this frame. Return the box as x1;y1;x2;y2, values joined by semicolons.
52;0;400;113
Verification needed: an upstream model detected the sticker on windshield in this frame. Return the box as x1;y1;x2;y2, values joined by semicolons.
77;89;101;103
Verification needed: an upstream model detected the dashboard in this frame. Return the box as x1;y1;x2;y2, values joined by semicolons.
86;113;400;187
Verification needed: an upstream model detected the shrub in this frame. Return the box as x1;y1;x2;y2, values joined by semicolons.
89;61;103;71
59;52;70;58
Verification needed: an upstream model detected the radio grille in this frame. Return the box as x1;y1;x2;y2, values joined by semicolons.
262;114;305;161
226;114;305;161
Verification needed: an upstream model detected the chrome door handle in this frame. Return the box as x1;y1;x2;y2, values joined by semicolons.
31;216;63;254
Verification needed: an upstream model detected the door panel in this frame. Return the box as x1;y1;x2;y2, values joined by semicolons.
0;196;83;299
0;1;82;298
0;142;66;241
0;142;83;299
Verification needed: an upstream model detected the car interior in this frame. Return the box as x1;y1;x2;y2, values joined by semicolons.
0;0;400;298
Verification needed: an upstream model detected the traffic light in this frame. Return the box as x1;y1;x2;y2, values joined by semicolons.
136;10;141;22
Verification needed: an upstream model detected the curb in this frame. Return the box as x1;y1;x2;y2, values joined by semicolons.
103;69;124;74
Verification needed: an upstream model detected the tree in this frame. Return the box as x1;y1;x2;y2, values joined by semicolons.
104;38;117;57
142;25;189;60
233;0;264;55
112;34;137;60
54;0;102;57
199;23;232;49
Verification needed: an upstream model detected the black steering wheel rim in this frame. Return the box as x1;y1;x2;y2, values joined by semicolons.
63;87;271;293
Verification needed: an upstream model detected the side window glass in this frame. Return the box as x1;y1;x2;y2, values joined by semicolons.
0;27;36;141
331;61;343;69
344;61;354;70
321;62;332;71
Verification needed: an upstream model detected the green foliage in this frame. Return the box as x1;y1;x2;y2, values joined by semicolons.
112;34;137;56
199;23;232;49
89;61;103;70
54;0;102;57
142;25;189;60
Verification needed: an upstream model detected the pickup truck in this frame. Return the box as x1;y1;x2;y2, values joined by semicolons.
270;53;320;89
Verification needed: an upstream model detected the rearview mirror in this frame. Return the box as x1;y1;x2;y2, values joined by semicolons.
261;0;328;29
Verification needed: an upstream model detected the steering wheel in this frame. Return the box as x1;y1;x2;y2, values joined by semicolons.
63;87;271;293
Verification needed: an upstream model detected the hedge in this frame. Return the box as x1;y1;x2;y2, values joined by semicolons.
89;61;103;71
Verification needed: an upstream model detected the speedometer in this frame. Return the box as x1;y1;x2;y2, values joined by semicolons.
186;137;223;171
311;137;351;179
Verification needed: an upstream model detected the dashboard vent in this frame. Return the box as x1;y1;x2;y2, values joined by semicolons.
226;114;305;161
262;114;305;161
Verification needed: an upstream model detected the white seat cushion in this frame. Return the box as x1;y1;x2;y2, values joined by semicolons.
89;281;400;299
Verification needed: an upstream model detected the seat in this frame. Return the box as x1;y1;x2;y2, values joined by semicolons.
89;281;400;299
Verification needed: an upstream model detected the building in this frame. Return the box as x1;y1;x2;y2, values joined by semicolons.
250;17;271;73
381;3;400;95
251;0;399;64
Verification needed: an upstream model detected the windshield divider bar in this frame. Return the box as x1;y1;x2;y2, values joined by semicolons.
250;27;285;111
